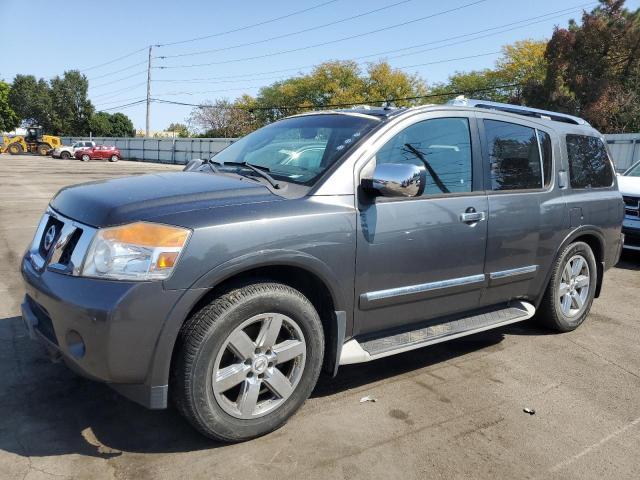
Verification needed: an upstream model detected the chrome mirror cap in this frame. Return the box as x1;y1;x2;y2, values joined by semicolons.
363;163;426;198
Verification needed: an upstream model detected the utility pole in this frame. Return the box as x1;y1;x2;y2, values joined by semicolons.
145;45;152;137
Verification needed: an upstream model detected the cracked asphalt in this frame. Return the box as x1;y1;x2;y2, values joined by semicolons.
1;154;639;479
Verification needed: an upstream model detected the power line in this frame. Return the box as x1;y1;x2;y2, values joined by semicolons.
155;2;593;74
156;0;342;47
87;60;149;81
91;81;148;100
159;0;414;59
150;83;523;111
97;99;147;112
90;69;148;89
151;51;501;95
158;0;489;69
80;47;148;72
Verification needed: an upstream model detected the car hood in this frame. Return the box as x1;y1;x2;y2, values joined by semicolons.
50;171;280;227
617;175;640;196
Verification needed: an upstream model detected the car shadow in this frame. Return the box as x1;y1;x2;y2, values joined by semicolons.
616;250;640;270
0;314;539;459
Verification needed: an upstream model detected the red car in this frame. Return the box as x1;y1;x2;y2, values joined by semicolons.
75;145;121;162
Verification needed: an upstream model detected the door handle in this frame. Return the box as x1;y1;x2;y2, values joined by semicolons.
460;209;486;224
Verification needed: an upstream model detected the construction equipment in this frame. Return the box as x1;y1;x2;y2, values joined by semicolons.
1;126;62;155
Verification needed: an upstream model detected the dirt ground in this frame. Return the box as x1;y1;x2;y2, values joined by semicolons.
1;154;639;479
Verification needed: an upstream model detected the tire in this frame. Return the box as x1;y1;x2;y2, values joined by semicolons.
171;281;324;442
81;154;90;162
37;144;49;156
109;154;119;162
60;151;71;159
8;143;22;155
537;241;597;332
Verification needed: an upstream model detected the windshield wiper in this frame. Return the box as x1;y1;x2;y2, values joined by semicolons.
213;160;281;189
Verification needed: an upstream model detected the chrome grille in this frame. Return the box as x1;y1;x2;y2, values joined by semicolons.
27;209;96;275
623;196;639;217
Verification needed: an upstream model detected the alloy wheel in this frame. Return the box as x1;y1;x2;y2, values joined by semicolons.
558;254;590;317
212;313;306;419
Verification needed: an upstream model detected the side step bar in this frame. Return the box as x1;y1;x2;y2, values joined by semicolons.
339;300;535;365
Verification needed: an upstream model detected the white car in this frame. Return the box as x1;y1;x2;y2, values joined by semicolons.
618;161;640;251
52;141;96;159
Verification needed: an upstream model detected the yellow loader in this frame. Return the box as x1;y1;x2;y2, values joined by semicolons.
1;126;62;155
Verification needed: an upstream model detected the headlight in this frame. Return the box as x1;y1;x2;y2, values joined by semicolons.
81;222;191;280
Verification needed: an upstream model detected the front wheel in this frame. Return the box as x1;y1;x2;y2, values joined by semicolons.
81;154;90;162
171;281;324;441
537;241;597;332
37;144;49;156
60;151;71;159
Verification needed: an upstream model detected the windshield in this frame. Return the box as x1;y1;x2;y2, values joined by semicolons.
212;114;379;185
625;162;640;177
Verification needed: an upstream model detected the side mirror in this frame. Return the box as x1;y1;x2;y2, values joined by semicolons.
183;158;204;171
362;163;426;198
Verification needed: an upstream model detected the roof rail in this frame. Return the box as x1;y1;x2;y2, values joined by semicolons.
447;97;588;126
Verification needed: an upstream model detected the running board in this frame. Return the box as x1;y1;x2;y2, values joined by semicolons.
339;300;535;365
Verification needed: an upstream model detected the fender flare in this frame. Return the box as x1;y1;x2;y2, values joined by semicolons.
535;225;606;308
146;249;349;388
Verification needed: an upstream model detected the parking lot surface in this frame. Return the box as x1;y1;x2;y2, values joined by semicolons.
0;154;639;480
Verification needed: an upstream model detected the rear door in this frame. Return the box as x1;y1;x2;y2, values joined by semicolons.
477;114;565;306
353;112;488;336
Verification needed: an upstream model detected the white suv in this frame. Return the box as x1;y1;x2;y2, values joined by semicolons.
52;141;96;159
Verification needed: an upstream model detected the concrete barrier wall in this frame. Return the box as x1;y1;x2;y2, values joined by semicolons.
60;137;236;164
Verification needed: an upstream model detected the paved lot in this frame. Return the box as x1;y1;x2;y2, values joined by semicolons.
1;153;639;480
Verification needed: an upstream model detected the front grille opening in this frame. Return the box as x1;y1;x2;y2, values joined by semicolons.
38;217;64;257
58;229;82;266
26;295;58;345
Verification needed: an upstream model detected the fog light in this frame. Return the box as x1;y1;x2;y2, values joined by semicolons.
66;330;86;359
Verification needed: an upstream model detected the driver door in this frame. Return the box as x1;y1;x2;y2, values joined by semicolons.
354;113;488;336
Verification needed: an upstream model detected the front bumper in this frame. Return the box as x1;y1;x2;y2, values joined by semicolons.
622;217;640;251
20;254;185;408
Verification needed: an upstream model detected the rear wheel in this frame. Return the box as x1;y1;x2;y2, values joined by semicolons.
60;151;71;159
171;281;324;442
109;154;119;162
81;154;90;162
37;143;49;156
537;241;597;332
7;143;22;155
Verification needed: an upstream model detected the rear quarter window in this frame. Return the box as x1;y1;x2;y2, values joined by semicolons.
566;135;614;189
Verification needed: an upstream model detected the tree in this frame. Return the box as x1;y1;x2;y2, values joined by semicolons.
89;111;112;136
429;39;548;104
525;0;640;132
49;70;94;135
109;112;134;137
0;81;19;132
189;98;256;137
165;123;190;137
8;75;53;129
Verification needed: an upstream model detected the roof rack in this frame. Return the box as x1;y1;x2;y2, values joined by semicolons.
447;96;588;126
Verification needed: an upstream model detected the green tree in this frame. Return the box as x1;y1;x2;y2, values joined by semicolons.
49;70;94;135
165;122;190;137
89;111;112;136
525;0;640;132
0;81;19;132
8;75;53;129
109;112;134;137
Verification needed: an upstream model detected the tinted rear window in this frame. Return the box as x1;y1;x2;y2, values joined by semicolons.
566;135;613;188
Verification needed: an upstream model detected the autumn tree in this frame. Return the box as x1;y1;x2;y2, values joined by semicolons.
166;123;190;137
524;0;640;132
189;97;258;137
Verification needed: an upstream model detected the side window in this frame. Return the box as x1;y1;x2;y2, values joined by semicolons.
484;120;542;191
566;135;614;188
537;130;553;188
375;117;472;195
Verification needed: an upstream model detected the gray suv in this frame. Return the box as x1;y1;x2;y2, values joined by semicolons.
21;99;624;441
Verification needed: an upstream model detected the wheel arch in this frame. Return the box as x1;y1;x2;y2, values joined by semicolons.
148;253;350;395
537;226;606;308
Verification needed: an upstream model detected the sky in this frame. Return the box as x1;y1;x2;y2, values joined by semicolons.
2;0;639;132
